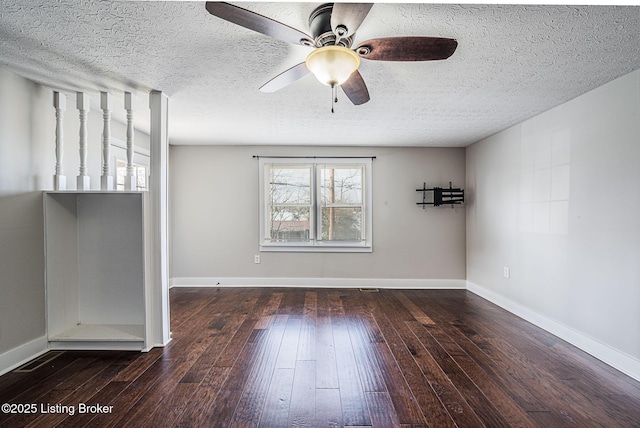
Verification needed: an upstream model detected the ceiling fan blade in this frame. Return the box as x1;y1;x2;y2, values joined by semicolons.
260;62;310;93
341;71;370;105
205;2;313;46
331;3;374;38
356;37;458;61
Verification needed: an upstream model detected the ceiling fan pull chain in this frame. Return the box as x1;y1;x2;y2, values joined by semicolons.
331;84;339;114
331;84;335;113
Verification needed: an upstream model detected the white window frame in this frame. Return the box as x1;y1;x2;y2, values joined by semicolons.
259;157;373;252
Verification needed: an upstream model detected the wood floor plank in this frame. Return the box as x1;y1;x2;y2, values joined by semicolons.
370;319;429;426
560;378;640;425
288;360;316;427
174;366;231;427
327;290;345;317
179;312;248;384
59;381;132;428
412;290;632;426
214;317;260;368
139;382;198;428
194;360;252;426
1;287;639;427
231;314;288;426
315;316;339;390
316;388;343;428
341;290;391;394
89;358;175;428
399;320;484;428
190;316;271;427
409;306;541;427
409;322;514;427
0;357;101;427
24;363;124;428
0;353;123;427
392;290;436;325
303;290;318;318
296;290;318;363
179;288;270;380
316;289;331;318
0;351;75;401
443;314;623;426
278;289;306;315
261;290;285;317
109;293;259;426
108;316;226;427
259;368;295;428
111;348;164;383
169;288;222;330
521;376;607;426
347;317;387;393
332;316;372;427
406;290;551;413
365;391;402;428
275;315;302;369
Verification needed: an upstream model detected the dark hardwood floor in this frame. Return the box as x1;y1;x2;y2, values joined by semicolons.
1;287;640;427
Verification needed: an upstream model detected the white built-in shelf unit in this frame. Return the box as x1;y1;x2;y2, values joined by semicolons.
44;191;152;351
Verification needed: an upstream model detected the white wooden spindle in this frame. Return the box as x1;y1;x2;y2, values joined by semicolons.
53;92;67;191
124;92;137;191
76;92;91;190
100;91;114;190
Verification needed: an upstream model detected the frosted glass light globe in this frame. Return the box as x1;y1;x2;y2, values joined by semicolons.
305;46;361;87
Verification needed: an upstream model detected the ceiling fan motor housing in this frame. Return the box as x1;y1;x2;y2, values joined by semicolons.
309;3;353;48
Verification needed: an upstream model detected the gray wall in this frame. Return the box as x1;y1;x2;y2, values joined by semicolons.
466;69;640;371
170;145;466;285
0;68;50;359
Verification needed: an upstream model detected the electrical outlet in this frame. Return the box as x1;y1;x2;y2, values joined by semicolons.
254;255;261;264
503;267;510;278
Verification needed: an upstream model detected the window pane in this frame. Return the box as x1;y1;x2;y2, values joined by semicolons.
269;166;311;205
116;159;126;190
268;206;310;242
321;207;362;241
320;166;363;205
136;165;148;190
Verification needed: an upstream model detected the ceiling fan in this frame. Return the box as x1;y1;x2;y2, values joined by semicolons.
205;2;458;109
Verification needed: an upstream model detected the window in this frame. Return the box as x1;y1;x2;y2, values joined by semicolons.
111;138;150;191
259;157;372;252
116;160;148;191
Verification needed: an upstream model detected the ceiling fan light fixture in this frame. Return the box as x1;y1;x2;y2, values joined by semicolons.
305;46;360;87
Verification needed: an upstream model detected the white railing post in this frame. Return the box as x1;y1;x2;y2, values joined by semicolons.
124;92;137;190
53;92;66;190
76;92;91;190
100;91;114;190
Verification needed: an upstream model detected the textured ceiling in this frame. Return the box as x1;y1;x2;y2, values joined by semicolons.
0;1;639;147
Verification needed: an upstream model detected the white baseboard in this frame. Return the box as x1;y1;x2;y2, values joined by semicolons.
170;277;466;290
0;335;48;376
467;281;640;382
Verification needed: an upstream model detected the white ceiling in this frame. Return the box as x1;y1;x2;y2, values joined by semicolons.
0;1;638;147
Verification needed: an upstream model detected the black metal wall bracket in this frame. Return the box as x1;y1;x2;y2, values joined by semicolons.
416;182;464;209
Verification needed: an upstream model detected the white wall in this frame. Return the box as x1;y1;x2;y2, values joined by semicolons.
466;69;640;379
170;145;466;287
0;67;150;373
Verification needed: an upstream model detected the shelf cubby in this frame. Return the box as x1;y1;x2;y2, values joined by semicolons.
44;191;151;351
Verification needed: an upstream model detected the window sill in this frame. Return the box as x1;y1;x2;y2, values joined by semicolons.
259;244;372;253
